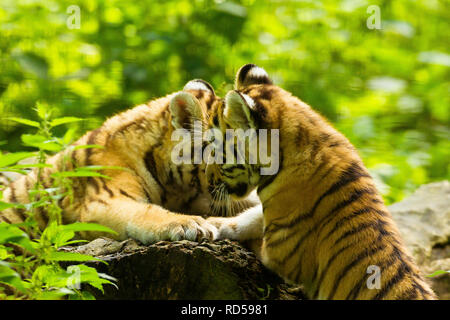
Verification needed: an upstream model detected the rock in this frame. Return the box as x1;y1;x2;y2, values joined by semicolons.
389;181;450;299
60;238;305;300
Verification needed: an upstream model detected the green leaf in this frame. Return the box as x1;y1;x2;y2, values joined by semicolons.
5;117;40;128
0;261;28;293
47;251;101;262
50;117;83;127
426;270;450;277
52;230;75;248
78;165;128;172
0;222;35;253
0;152;36;167
0;222;28;244
0;201;18;211
7;163;52;170
35;102;49;120
68;265;117;293
51;171;110;179
0;168;29;175
60;222;118;235
21;134;62;152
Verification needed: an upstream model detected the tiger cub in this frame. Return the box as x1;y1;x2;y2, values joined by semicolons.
0;80;257;243
206;64;436;299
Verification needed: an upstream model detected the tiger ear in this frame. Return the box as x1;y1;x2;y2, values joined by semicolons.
223;90;256;129
183;79;215;95
235;64;272;90
169;92;204;130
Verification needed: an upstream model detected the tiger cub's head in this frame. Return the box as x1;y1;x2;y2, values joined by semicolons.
205;64;281;200
152;79;221;195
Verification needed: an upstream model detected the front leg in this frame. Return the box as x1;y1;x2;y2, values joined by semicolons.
207;204;263;241
81;195;218;244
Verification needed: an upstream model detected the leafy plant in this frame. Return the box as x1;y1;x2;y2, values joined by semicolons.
0;104;118;300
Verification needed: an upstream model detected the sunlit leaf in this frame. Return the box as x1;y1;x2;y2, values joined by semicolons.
5;117;40;128
47;251;101;262
50;117;84;127
60;222;117;235
426;270;450;278
0;152;36;167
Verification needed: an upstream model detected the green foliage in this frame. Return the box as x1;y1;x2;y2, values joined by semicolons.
0;0;448;203
0;106;117;300
427;270;450;278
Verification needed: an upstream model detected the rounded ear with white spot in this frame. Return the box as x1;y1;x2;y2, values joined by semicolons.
235;64;272;90
169;92;204;130
224;90;256;129
183;79;215;95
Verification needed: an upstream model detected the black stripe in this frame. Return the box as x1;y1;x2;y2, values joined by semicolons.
312;242;355;299
193;89;204;100
310;140;321;159
142;187;153;203
286;262;302;284
9;184;17;203
331;220;377;250
90;197;107;205
100;179;114;197
319;207;373;246
411;279;428;299
265;162;371;232
36;204;49;227
1;215;11;223
119;189;136;200
9;184;27;221
345;245;399;299
329;142;341;148
310;157;328;180
16;208;27;223
257;174;276;193
85;128;101;165
144;150;163;188
267;187;374;250
295;125;310;146
259;87;273;100
24;176;31;197
345;274;369;300
238;64;256;84
88;177;100;194
373;261;410;300
188;166;200;187
191;79;215;95
328;244;385;299
70;145;79;166
136;175;153;203
319;132;331;142
318;163;336;182
401;286;418;300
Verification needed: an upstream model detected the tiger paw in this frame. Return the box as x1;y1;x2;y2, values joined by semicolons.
127;216;218;244
206;217;239;240
169;216;219;242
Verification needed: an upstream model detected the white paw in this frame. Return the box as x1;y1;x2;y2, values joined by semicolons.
206;217;239;240
127;216;218;244
169;216;219;241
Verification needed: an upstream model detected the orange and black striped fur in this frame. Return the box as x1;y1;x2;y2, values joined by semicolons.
0;80;257;243
206;64;436;299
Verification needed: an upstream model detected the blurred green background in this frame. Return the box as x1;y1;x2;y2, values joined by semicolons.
0;0;448;204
